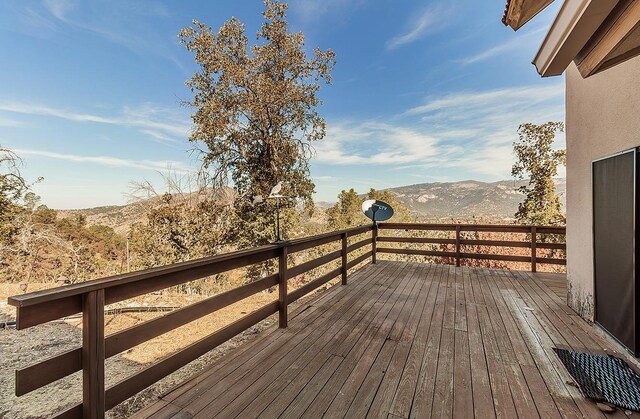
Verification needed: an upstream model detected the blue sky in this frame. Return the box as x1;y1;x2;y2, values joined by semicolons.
0;0;565;209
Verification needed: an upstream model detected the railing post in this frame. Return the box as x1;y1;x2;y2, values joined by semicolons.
278;245;288;328
455;225;461;267
372;223;378;264
82;289;105;419
341;232;348;285
531;226;537;273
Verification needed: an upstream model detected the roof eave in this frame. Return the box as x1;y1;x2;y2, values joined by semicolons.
533;0;621;77
503;0;556;31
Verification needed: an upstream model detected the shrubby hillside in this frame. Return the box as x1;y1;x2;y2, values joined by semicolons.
387;178;565;220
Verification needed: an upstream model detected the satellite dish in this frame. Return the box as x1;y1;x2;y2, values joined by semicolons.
362;199;394;222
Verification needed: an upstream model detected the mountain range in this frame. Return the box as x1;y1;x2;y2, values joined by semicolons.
59;179;566;231
387;178;566;220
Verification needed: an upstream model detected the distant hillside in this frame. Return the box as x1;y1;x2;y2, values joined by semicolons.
315;201;334;209
57;188;236;235
57;179;566;231
58;203;147;235
386;179;565;220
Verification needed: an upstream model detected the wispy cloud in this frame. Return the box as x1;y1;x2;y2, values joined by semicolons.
0;102;116;124
0;116;22;127
292;0;364;25
15;6;61;34
119;104;191;139
315;175;341;182
15;148;190;173
409;83;564;177
43;0;74;21
0;101;191;144
386;5;450;50
32;0;184;70
314;122;449;165
459;26;548;65
316;82;565;180
406;84;563;116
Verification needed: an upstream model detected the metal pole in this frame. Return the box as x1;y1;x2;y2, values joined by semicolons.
371;207;379;264
372;221;378;264
276;198;281;242
126;238;130;272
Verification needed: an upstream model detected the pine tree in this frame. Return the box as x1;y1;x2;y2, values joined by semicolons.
512;122;566;225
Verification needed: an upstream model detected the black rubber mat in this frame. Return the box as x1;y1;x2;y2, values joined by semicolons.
553;348;640;411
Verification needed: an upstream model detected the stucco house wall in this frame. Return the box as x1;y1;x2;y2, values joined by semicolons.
565;56;640;320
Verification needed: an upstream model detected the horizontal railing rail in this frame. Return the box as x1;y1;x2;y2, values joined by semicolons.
8;222;565;418
8;224;374;419
376;222;566;270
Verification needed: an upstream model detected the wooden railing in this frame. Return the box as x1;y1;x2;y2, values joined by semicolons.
7;222;565;418
8;224;374;419
376;223;566;272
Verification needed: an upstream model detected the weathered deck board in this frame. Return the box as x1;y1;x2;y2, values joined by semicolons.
133;261;640;419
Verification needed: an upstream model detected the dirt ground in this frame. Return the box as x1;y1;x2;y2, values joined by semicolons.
0;281;331;419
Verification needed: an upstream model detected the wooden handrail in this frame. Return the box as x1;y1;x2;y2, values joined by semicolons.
9;224;374;418
377;236;456;245
375;222;566;271
8;225;373;328
346;237;373;253
8;222;565;418
378;222;566;234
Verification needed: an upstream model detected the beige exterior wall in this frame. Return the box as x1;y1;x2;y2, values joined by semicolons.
565;56;640;320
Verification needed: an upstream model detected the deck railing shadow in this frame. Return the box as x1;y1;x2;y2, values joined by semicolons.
7;222;565;418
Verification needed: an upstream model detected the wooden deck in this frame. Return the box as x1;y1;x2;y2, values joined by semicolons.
135;261;640;419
